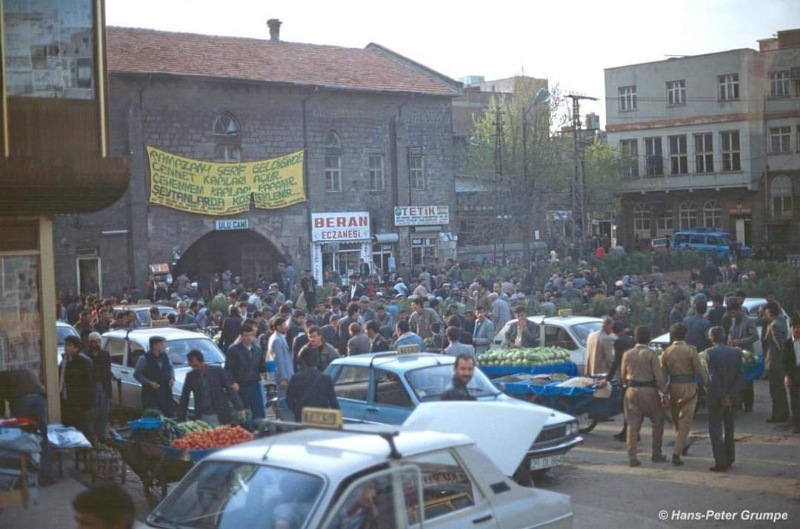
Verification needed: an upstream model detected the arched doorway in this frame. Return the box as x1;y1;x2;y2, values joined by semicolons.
173;230;285;297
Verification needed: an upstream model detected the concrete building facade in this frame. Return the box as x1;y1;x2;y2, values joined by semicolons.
605;29;800;254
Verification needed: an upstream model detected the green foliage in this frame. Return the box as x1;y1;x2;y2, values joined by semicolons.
208;293;229;316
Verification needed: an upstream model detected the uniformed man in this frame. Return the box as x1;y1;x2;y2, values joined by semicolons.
660;323;709;466
620;325;668;467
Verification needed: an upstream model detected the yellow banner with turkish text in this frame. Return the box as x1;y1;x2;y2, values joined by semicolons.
146;147;306;215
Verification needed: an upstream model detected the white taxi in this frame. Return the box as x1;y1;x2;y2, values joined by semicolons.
145;402;574;529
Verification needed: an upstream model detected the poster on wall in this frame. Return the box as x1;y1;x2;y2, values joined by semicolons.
0;255;42;371
146;147;306;215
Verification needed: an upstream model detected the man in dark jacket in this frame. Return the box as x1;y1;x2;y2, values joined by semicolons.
178;350;245;426
504;307;538;348
61;335;95;438
297;325;340;371
336;303;360;356
441;355;477;401
86;332;114;443
225;321;266;428
606;320;635;441
286;348;339;421
783;316;800;434
762;302;789;423
219;306;243;353
365;321;390;353
706;326;745;471
134;335;175;417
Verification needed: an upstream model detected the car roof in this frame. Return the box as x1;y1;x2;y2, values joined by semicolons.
208;426;472;478
331;352;454;372
56;320;75;328
102;327;205;340
528;315;603;325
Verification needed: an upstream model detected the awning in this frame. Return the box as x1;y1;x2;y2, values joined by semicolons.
372;233;399;243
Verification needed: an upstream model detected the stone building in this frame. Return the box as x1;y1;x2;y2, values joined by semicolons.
54;21;461;298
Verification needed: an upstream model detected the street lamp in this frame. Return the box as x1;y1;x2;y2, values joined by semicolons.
521;87;551;260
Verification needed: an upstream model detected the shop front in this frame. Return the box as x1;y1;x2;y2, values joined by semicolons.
310;212;371;284
394;206;454;267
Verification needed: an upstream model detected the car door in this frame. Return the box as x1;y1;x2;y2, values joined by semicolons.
329;364;371;423
121;339;146;410
365;368;415;425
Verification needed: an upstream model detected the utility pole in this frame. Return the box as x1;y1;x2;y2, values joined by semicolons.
493;99;505;263
566;93;597;260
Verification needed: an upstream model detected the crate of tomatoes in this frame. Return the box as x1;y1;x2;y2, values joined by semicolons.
169;425;254;462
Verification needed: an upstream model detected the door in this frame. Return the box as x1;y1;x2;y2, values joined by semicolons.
77;257;101;296
330;364;371;422
365;369;414;424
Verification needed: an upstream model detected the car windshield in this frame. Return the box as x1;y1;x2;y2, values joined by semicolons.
570;322;603;348
166;338;225;366
149;461;323;529
135;309;152;326
405;364;501;402
56;324;78;345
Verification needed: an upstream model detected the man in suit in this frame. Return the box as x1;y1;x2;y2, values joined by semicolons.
336;303;360;356
345;274;367;304
365;321;390;353
286;348;339;422
472;306;495;356
219;305;243;353
783;316;800;434
504;307;538;348
225;321;267;428
762;302;789;423
443;326;475;358
177;350;245;426
346;322;371;355
724;298;759;411
61;335;95;438
706;326;745;471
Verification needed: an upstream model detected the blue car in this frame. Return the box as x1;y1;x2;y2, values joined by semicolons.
322;352;583;475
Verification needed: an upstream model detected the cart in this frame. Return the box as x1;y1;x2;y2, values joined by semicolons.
494;374;624;434
108;428;197;507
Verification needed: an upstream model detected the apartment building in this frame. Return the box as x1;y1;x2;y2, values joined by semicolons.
605;29;800;253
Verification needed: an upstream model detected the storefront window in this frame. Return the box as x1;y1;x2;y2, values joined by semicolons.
411;238;437;267
2;0;96;99
371;243;393;273
335;243;362;278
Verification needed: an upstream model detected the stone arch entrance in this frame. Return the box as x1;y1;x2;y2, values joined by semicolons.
173;229;284;297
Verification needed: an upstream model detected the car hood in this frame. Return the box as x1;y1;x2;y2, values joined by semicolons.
403;400;549;476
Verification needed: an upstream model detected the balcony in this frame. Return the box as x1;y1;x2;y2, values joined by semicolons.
619;171;756;194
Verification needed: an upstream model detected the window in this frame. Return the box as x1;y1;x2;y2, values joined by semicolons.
405;450;477;521
618;86;637;111
720;131;741;171
666;80;686;106
324;131;342;192
656;210;674;236
409;153;426;190
678;201;698;229
411;237;437;266
769;71;790;97
374;369;413;408
369;154;385;191
669;135;688;175
332;365;370;400
769;126;791;154
771;175;794;218
703;200;722;228
644;137;663;176
213;113;241;162
619;139;638;177
633;203;650;239
105;338;126;365
694;133;714;173
718;74;739;100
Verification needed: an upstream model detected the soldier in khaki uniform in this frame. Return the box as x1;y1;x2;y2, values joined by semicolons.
620;326;668;467
661;323;709;466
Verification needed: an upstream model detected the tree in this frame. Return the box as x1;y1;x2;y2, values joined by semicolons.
463;78;573;262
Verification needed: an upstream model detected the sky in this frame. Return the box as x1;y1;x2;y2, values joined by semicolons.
105;0;800;127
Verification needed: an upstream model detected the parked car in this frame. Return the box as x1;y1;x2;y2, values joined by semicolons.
101;327;224;412
650;237;669;252
491;314;604;374
319;352;582;477
145;403;575;529
113;303;178;328
649;297;787;355
670;228;751;259
56;320;79;364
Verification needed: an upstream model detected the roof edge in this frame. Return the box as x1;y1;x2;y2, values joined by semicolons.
365;42;463;97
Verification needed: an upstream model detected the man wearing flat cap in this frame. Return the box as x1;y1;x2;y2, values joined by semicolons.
87;332;115;443
134;336;175;417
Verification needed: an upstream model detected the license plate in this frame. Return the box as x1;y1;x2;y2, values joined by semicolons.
530;455;564;470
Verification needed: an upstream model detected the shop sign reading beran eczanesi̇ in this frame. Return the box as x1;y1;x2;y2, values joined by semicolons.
311;212;370;242
394;206;449;226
